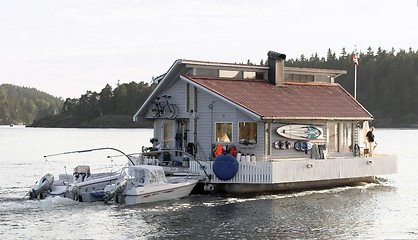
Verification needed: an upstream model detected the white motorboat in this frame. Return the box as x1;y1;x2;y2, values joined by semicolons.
28;147;137;202
104;165;198;205
29;166;121;202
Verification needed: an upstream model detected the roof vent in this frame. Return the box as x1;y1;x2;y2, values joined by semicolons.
268;51;286;86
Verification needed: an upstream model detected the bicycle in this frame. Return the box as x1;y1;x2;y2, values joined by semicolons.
148;95;179;119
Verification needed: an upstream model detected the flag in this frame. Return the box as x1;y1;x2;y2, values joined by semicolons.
352;55;359;65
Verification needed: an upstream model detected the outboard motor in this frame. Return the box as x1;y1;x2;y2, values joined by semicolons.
29;173;54;200
104;178;127;203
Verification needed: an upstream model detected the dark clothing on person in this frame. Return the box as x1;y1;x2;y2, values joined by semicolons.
366;131;374;143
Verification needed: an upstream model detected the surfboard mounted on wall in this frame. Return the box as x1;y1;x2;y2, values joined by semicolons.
276;125;324;140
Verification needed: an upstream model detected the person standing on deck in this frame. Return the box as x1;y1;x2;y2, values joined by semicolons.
366;126;376;156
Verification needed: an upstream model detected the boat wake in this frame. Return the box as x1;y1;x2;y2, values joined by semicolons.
111;184;391;212
0;196;76;213
0;180;397;214
183;182;397;208
0;186;32;201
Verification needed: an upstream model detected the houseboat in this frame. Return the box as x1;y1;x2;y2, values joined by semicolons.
133;51;397;194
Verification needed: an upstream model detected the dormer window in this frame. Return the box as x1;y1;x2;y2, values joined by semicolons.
219;70;241;78
243;72;256;79
219;70;257;79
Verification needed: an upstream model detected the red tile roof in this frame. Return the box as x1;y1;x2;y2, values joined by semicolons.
184;75;373;120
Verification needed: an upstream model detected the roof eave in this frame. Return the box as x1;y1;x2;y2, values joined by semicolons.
133;59;184;121
181;59;269;72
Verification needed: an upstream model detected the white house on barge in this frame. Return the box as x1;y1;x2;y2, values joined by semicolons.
133;51;397;194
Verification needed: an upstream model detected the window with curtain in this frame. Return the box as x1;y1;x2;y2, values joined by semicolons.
163;123;173;149
341;122;353;152
328;122;338;152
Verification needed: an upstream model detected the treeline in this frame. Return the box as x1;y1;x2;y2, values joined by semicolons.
30;81;155;128
9;47;418;128
0;84;63;125
61;81;155;118
285;47;418;127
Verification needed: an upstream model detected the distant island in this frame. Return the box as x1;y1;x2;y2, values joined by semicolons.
1;81;154;128
29;113;152;128
29;81;155;128
0;84;62;125
3;47;418;128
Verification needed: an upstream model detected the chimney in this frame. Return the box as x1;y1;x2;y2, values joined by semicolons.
267;51;286;86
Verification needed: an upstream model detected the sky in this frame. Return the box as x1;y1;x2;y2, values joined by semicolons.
1;0;418;99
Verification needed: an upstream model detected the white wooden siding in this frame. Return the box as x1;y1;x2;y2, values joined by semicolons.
194;90;266;161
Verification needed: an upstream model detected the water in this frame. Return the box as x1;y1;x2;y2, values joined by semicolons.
0;126;417;239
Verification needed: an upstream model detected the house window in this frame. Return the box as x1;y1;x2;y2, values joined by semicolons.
219;70;241;78
327;122;353;153
243;72;256;79
195;68;218;77
340;123;353;152
163;123;174;149
216;122;232;142
238;122;257;144
328;122;338;152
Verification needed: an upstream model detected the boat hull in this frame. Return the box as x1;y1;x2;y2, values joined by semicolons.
68;174;120;202
123;180;198;205
29;173;120;202
196;176;376;195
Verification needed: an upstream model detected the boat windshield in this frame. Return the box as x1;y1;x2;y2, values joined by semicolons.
125;167;167;184
149;169;167;184
127;168;146;184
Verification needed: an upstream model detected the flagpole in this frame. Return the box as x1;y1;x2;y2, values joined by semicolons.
354;63;357;99
353;46;358;100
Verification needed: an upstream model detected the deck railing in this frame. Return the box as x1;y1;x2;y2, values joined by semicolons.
190;155;397;184
189;160;273;184
138;153;397;185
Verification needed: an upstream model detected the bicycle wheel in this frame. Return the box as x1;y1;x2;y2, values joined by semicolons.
172;104;179;118
149;104;160;118
163;104;178;119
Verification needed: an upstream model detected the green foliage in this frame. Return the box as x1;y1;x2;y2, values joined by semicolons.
0;84;63;125
47;81;155;125
286;47;418;127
